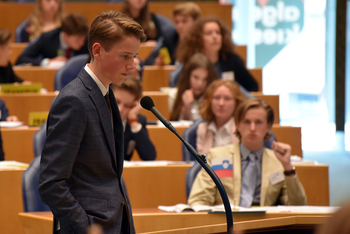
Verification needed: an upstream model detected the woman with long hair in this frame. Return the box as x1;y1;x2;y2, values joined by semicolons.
169;53;219;121
170;16;258;92
122;0;163;41
196;79;247;155
25;0;65;42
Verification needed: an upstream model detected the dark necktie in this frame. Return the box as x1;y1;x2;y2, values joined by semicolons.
65;48;72;59
104;93;113;126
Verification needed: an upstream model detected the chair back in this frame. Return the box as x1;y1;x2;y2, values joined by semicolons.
22;156;50;212
185;162;202;199
182;118;206;161
33;121;47;157
54;54;89;91
154;14;176;36
15;19;28;43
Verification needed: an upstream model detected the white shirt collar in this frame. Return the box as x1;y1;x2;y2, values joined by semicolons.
60;32;69;51
84;64;109;96
208;117;234;134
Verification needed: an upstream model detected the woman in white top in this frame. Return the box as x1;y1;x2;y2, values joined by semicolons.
169;53;219;121
196;79;247;155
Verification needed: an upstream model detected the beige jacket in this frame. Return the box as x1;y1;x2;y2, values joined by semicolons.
188;143;307;206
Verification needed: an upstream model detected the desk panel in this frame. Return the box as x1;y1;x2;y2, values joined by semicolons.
1;127;38;163
0;168;26;234
0;93;56;125
123;164;329;209
13;67;57;92
1;124;301;164
123;164;192;208
19;210;331;234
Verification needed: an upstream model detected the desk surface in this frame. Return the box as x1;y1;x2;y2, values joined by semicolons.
0;168;26;234
18;210;331;234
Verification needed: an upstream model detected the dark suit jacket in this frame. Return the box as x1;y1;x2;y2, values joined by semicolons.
169;53;258;92
0;98;9;121
124;114;156;161
38;68;135;233
0;62;23;83
144;31;179;65
16;28;88;66
220;53;258;92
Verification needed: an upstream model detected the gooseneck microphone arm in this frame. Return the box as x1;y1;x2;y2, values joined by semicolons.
140;96;233;234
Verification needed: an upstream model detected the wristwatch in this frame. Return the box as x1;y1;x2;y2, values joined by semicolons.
284;167;296;176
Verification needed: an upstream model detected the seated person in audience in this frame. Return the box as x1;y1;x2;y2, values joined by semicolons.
111;76;156;161
169;53;218;121
16;12;89;67
0;29;30;84
122;0;170;41
196;79;246;155
144;2;202;65
188;98;307;207
0;99;19;122
24;0;65;42
170;16;258;92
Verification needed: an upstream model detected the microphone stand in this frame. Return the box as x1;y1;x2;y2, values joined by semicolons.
165;123;233;233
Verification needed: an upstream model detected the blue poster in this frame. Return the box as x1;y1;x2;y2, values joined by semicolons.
255;0;304;67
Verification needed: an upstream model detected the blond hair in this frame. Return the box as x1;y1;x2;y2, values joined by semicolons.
199;80;246;122
88;10;146;61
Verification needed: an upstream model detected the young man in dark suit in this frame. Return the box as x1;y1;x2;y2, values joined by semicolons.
38;10;146;234
16;12;89;67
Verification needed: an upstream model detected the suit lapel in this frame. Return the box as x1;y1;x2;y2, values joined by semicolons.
260;148;272;206
108;87;124;177
231;144;242;207
79;70;118;172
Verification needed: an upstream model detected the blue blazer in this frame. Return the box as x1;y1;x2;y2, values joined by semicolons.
16;28;88;66
38;68;135;233
124;114;156;161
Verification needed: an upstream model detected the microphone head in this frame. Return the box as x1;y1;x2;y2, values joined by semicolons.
140;96;155;110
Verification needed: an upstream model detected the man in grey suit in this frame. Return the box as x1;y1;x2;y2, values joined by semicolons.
38;10;146;234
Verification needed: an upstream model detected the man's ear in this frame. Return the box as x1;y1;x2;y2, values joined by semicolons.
92;43;103;60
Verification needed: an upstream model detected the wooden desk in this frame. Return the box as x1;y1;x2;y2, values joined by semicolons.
13;67;57;92
124;163;329;208
0;93;56;125
0;2;232;43
123;164;192;208
0;124;301;164
18;210;331;234
142;66;263;92
1;127;38;163
0;91;164;125
0;168;26;234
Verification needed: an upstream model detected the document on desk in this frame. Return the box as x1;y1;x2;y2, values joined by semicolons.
123;160;188;167
158;204;266;213
0;161;29;169
211;206;339;213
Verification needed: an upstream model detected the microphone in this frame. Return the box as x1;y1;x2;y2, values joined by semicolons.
140;96;233;234
140;96;176;134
